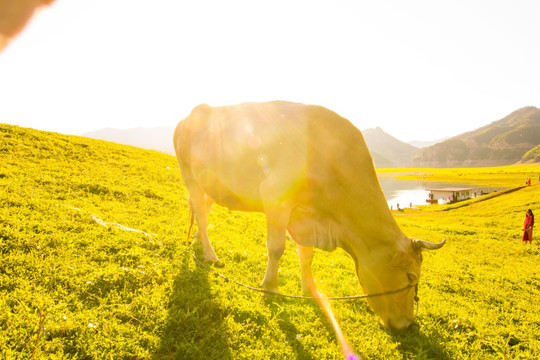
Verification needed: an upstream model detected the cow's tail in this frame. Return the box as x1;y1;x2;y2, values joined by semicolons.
186;200;195;245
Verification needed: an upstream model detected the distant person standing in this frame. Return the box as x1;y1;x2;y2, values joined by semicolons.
522;209;534;244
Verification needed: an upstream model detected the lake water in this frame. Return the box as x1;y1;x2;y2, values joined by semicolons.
378;176;503;209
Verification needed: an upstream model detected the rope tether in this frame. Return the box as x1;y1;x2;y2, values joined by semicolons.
190;252;418;301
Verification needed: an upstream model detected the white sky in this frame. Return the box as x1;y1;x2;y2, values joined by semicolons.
0;0;538;142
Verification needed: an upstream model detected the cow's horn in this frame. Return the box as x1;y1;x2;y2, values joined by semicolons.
412;238;446;251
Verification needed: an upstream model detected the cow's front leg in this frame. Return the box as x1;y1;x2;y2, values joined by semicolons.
297;244;317;297
260;208;289;293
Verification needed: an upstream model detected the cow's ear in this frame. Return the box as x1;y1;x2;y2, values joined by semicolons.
390;251;413;267
407;272;418;283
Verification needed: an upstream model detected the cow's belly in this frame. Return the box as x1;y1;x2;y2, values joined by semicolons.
202;179;265;212
189;153;265;211
191;145;307;213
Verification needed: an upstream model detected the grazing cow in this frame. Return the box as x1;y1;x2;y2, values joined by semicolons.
173;101;445;331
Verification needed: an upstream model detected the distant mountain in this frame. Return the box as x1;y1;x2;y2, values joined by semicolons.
84;107;539;169
84;126;175;154
408;137;448;148
369;151;395;168
411;106;540;167
362;127;419;168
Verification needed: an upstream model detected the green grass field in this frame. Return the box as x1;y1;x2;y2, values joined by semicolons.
1;124;539;359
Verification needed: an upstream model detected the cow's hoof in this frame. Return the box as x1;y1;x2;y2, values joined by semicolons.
202;252;219;262
260;289;279;297
205;258;223;268
212;260;224;268
259;283;279;296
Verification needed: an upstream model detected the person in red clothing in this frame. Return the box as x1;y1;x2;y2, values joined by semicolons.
522;209;534;243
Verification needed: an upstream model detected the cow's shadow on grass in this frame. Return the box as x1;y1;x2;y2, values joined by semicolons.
154;249;233;360
155;246;319;360
264;296;318;360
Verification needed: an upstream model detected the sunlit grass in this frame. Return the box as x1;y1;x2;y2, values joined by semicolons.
1;124;539;359
378;165;539;188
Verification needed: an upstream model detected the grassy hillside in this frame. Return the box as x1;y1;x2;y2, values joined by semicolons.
378;166;540;188
0;124;190;359
1;124;539;359
521;144;540;163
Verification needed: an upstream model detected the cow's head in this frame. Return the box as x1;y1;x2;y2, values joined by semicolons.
355;237;445;330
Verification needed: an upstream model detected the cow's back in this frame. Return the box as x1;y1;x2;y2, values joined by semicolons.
174;101;378;215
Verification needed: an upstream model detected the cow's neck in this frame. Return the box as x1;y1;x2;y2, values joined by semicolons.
337;173;406;261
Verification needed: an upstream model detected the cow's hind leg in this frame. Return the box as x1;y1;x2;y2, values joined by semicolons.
192;194;214;242
188;186;219;263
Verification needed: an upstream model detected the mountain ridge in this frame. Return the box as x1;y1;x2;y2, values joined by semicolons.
361;127;419;168
412;106;540;167
82;106;540;168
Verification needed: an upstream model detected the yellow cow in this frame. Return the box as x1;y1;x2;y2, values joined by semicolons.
174;101;445;331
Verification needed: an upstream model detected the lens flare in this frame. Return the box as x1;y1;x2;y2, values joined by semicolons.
308;285;358;359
